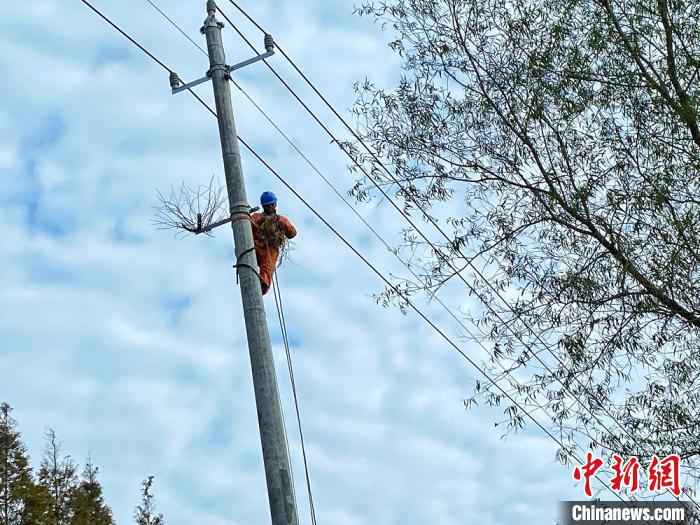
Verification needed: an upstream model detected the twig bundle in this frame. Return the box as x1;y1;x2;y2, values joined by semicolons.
258;216;287;248
153;175;227;238
257;216;294;266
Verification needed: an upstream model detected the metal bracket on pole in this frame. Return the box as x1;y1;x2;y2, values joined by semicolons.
170;71;212;94
227;34;275;73
169;34;275;95
184;207;260;235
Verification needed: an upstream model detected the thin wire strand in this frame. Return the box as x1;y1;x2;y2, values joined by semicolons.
220;2;700;507
80;1;218;119
81;0;172;72
273;272;318;525
271;279;300;515
144;0;209;56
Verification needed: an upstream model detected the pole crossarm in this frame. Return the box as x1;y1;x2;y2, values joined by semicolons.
170;72;212;94
170;29;275;95
227;48;275;73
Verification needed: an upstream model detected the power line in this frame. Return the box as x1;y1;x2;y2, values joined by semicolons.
80;0;638;507
81;0;568;467
141;0;572;440
80;0;216;116
220;0;640;448
235;132;631;502
219;1;698;496
217;1;617;428
79;0;217;119
144;0;209;56
137;2;620;513
227;77;567;419
81;0;171;72
143;0;615;497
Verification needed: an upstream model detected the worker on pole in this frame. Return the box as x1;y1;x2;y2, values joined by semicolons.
251;191;297;295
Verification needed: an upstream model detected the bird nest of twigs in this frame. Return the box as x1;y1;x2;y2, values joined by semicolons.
257;216;287;248
153;175;228;238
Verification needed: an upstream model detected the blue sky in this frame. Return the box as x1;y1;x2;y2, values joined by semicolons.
0;1;588;523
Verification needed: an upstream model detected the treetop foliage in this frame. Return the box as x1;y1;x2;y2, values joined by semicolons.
0;403;163;525
351;0;700;494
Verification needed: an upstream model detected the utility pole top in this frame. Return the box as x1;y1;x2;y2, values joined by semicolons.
172;8;272;96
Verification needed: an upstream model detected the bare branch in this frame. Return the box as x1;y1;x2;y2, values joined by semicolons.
152;175;229;238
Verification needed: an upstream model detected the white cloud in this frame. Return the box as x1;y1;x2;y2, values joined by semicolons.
0;146;18;170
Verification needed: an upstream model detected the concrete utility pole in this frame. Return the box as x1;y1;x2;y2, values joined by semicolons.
200;2;300;524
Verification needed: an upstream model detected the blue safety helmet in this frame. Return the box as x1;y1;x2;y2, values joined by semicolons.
260;191;277;206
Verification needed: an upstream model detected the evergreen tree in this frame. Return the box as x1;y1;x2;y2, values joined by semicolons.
0;403;34;525
69;459;113;525
19;482;50;525
36;430;77;525
1;404;160;524
133;477;164;525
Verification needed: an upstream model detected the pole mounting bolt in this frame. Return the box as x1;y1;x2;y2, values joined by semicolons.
264;33;275;53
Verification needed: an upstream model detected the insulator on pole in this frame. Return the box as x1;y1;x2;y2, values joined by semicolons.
264;33;275;53
169;71;181;89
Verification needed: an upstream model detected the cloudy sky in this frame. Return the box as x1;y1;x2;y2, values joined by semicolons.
1;1;587;523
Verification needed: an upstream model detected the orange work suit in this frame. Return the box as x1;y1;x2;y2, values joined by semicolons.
250;212;297;295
